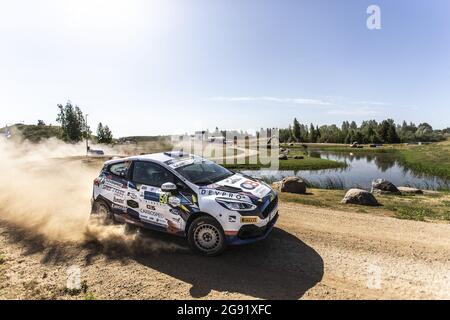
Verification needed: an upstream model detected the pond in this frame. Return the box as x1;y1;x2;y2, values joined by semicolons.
240;150;450;191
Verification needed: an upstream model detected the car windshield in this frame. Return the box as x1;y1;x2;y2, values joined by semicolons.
175;159;234;186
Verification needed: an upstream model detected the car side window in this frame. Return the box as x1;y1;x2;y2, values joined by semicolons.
109;161;131;178
132;161;175;188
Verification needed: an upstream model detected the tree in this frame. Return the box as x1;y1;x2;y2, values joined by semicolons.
310;123;318;143
102;125;113;143
378;119;399;143
292;118;301;142
56;101;88;142
97;122;104;141
97;122;113;144
37;120;45;126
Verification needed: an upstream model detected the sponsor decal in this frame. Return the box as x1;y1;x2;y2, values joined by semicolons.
170;208;180;215
144;200;164;207
144;191;160;202
224;176;242;184
102;184;126;197
113;196;125;204
105;178;126;189
240;180;260;190
139;209;166;225
240;216;258;224
229;215;236;223
111;204;127;212
168;158;195;169
168;196;181;207
269;209;278;221
251;185;271;198
146;204;156;211
115;188;125;196
101;185;112;192
200;189;244;200
127;200;139;208
139;209;164;217
159;193;169;204
128;192;138;200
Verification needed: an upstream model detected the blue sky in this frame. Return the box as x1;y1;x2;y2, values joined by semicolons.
0;0;449;136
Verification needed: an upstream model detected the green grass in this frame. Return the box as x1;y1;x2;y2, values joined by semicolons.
282;143;398;154
389;207;440;221
396;139;450;180
222;150;347;171
1;124;63;142
284;141;450;181
84;292;96;300
279;188;450;222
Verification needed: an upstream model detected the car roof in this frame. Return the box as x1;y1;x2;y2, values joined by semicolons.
105;151;198;165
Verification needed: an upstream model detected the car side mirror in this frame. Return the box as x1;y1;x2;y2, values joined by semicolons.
161;182;177;193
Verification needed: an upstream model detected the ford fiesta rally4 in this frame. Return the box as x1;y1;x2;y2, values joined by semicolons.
91;151;278;256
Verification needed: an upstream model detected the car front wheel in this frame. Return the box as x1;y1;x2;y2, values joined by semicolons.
188;216;226;256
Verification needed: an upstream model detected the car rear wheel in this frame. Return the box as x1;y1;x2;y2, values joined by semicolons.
91;200;115;225
188;216;226;256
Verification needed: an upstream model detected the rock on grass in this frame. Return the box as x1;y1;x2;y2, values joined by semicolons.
341;188;380;206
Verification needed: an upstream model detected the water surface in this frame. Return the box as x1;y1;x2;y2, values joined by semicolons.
241;150;450;190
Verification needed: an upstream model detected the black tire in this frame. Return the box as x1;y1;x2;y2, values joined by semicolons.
187;216;227;256
91;200;115;225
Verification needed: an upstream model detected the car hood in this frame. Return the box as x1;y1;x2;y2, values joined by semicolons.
211;173;272;199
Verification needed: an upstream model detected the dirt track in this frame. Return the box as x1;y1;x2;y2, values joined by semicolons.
1;201;449;300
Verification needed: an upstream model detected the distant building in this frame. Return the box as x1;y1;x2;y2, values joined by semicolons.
194;130;208;141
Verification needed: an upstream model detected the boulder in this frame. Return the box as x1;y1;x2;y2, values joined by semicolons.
271;181;282;191
279;154;288;160
371;179;401;195
280;177;307;194
398;186;423;195
341;188;379;206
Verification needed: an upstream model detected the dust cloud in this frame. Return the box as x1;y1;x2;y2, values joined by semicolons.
0;137;185;253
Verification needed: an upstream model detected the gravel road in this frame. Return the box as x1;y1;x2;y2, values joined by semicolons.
1;202;449;300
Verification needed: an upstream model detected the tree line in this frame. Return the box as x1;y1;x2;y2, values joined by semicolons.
277;118;447;144
56;101;113;144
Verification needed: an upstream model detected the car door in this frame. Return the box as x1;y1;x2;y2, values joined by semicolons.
129;161;185;233
99;161;131;215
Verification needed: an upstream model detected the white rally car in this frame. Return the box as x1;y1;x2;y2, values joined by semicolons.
91;151;278;255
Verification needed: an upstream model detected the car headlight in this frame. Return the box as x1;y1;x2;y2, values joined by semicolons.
215;198;257;211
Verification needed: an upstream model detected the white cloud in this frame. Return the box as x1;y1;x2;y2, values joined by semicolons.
349;100;391;106
210;96;332;106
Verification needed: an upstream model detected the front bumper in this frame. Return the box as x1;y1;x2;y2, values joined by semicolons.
225;212;278;245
